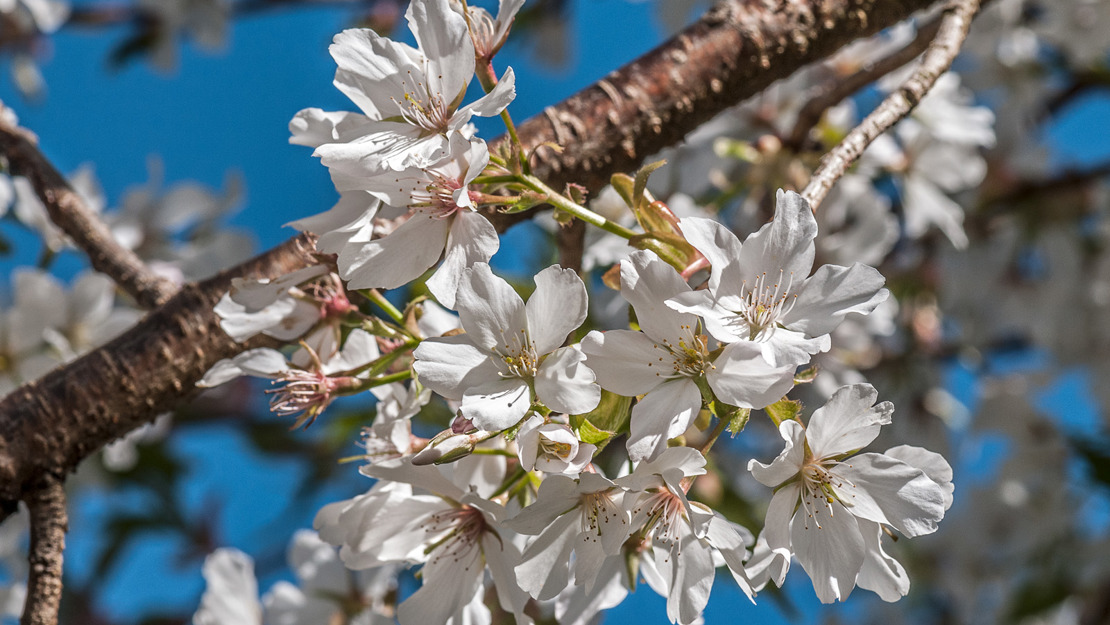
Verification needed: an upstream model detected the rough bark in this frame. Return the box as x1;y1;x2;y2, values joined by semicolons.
0;235;318;503
0;121;177;309
20;478;67;625
0;0;946;507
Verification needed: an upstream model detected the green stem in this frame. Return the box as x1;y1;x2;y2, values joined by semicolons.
346;369;413;394
699;415;731;455
361;289;404;324
488;465;528;499
520;174;638;239
338;340;420;378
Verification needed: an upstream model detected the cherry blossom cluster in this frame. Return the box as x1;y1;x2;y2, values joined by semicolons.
195;0;956;622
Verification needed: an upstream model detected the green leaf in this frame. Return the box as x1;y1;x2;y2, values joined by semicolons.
610;173;636;209
571;389;631;449
764;398;802;427
794;366;818;384
577;419;614;446
632;159;666;211
727;407;751;436
572;389;632;434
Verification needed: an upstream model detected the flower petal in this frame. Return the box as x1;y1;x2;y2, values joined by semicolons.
783;263;889;337
739;189;817;280
526;264;588;354
340;213;450;290
626;378;701;462
748;420;806;488
806;383;892;458
580;329;667;396
535;345;600;415
460;377;532;431
456;263;528;352
427;210;499;310
790;498;865;604
413;334;501;399
706;341;795;409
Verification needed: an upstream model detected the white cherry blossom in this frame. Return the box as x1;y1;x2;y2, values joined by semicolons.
617;447;755;625
314;455;532;624
333;133;498;309
582;250;795;461
294;0;515;172
747;384;953;603
413;262;600;432
192;549;262;625
668;190;889;367
516;413;596;475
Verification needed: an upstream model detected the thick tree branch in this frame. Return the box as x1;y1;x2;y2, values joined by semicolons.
0;0;950;507
801;0;981;211
20;478;67;625
0;235;318;504
785;14;943;150
0;118;178;309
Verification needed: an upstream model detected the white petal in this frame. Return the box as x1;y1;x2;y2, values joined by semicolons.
426;210;499;310
580;329;667;396
413;334;502;399
791;498;865;604
806;384;892;458
459;66;517;118
515;513;578;600
626;378;702;463
883;445;954;510
456;263;528;352
748;420;806;488
330;29;421;118
397;540;483;625
854;519;910;602
761;327;830;367
407;0;474;104
193;549;262;625
676;217;745;296
620;250;699;347
739;189;817;280
706;341;795;409
460;377;532;431
783;263;889;337
340;214;451;290
535;345;600;415
526;264;588;355
835;453;949;538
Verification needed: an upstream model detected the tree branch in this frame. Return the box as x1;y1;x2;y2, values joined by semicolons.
801;0;982;211
785;14;943;150
20;477;67;625
0;0;950;508
0;117;178;310
486;0;944;232
0;234;319;504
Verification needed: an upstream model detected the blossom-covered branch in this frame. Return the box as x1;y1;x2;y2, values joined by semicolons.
0;0;951;514
20;477;66;625
0;116;178;309
801;0;983;210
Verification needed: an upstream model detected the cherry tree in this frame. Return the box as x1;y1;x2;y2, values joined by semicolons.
2;0;1110;623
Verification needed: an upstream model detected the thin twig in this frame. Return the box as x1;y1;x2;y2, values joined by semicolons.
786;15;943;150
20;477;67;625
801;0;982;211
0;119;178;309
